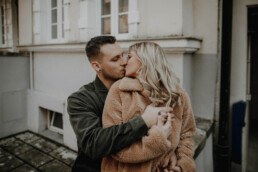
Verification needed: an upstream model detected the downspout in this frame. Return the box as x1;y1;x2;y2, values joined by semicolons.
214;0;233;171
30;51;34;89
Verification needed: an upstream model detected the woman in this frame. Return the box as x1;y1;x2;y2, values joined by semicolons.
101;42;196;172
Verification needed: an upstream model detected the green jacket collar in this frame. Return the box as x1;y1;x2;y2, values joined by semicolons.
94;75;108;92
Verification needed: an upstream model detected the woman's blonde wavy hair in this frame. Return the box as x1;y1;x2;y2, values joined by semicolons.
129;42;181;108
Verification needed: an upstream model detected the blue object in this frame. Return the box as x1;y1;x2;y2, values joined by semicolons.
231;101;246;164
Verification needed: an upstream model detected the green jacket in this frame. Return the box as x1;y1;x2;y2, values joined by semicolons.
67;76;148;172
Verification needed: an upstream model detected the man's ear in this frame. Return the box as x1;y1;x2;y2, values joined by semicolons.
91;61;102;72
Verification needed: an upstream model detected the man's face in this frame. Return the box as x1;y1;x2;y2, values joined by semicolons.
99;42;126;81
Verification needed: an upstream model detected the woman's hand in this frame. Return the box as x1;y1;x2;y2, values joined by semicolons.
157;113;173;138
161;154;181;172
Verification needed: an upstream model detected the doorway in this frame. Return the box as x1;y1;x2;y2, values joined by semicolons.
247;6;258;172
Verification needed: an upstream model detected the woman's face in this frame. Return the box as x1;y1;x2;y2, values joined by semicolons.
125;50;142;77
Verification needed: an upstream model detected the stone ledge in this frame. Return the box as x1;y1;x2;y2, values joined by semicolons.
193;117;214;159
15;36;201;54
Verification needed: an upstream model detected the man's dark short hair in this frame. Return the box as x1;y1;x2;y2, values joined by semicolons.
85;36;116;62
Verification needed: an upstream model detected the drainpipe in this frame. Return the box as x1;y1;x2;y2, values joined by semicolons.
214;0;233;171
29;51;34;89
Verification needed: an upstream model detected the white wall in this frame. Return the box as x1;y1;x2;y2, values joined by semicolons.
230;0;258;104
231;0;248;104
195;135;214;172
191;54;218;120
27;52;95;150
231;0;258;171
0;56;30;137
33;52;95;97
193;0;218;54
138;0;183;37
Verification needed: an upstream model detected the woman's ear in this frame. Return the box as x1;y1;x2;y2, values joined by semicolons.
91;61;102;72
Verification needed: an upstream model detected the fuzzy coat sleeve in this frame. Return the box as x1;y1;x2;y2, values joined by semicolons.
176;92;196;172
102;81;172;163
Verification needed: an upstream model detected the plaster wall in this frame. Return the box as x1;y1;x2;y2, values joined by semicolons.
166;53;184;86
193;0;218;54
0;56;29;137
66;0;80;42
183;54;193;98
230;0;258;104
18;0;33;45
195;135;214;172
77;0;97;42
231;0;258;171
182;0;194;36
231;0;246;101
33;52;94;97
27;52;95;150
138;0;183;37
191;54;218;120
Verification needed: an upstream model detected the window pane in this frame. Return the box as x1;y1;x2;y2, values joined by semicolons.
51;9;57;23
62;6;64;22
2;35;4;44
2;27;4;35
119;14;128;33
101;0;111;15
51;0;57;8
52;25;57;39
1;6;4;16
62;23;64;38
101;17;111;34
62;3;64;38
119;0;128;13
53;112;63;129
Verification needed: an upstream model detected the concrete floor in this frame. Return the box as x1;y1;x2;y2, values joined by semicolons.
0;131;76;172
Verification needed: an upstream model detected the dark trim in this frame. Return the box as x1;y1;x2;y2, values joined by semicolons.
214;0;233;171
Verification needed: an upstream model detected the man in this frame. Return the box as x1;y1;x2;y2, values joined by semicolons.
67;36;172;172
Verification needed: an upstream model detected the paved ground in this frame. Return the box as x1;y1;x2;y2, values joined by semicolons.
246;120;258;172
0;131;76;172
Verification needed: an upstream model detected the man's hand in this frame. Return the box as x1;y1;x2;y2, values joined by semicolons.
141;105;173;128
157;113;173;138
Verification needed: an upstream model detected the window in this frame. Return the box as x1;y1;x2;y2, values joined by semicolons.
47;110;63;135
50;0;64;41
0;4;6;46
118;0;128;34
101;0;129;38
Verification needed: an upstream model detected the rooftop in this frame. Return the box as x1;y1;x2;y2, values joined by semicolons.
0;131;76;172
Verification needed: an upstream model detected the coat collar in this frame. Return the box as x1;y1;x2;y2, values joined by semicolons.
119;77;144;91
94;75;108;92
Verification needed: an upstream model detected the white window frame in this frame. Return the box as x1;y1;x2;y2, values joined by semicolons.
0;2;6;47
47;110;64;135
99;0;130;39
48;0;65;43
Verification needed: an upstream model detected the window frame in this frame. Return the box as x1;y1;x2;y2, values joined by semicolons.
0;2;6;47
100;0;130;39
48;0;65;43
47;110;64;135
